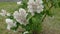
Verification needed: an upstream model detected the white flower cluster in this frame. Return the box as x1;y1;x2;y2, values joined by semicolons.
0;9;11;16
6;19;16;30
17;1;22;5
0;9;7;16
28;0;44;16
13;8;28;25
0;0;44;32
23;31;29;34
5;8;28;30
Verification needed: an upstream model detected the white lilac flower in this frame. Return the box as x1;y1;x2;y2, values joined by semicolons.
19;8;28;18
7;25;11;30
17;1;22;5
23;31;29;34
0;9;7;16
13;8;28;25
6;19;16;30
6;13;11;16
13;11;19;19
28;0;44;16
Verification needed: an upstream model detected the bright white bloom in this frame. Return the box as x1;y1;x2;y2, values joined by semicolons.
17;1;22;5
19;8;28;18
0;9;7;16
6;19;16;30
28;0;44;16
13;11;19;19
7;25;10;30
23;31;29;34
13;8;28;25
6;13;11;16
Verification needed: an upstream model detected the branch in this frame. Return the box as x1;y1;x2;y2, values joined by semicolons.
41;0;54;22
41;13;46;22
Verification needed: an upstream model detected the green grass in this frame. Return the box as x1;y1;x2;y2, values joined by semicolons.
0;2;19;13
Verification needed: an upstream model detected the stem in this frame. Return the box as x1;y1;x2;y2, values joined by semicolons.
41;0;54;22
49;0;55;10
32;30;39;34
41;13;46;22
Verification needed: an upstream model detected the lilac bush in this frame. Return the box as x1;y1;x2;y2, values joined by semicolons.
0;0;59;34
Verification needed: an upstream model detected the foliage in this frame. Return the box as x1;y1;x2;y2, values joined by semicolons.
0;0;59;34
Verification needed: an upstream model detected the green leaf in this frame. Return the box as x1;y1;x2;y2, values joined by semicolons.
58;2;60;7
25;12;44;34
46;10;53;17
20;0;28;10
